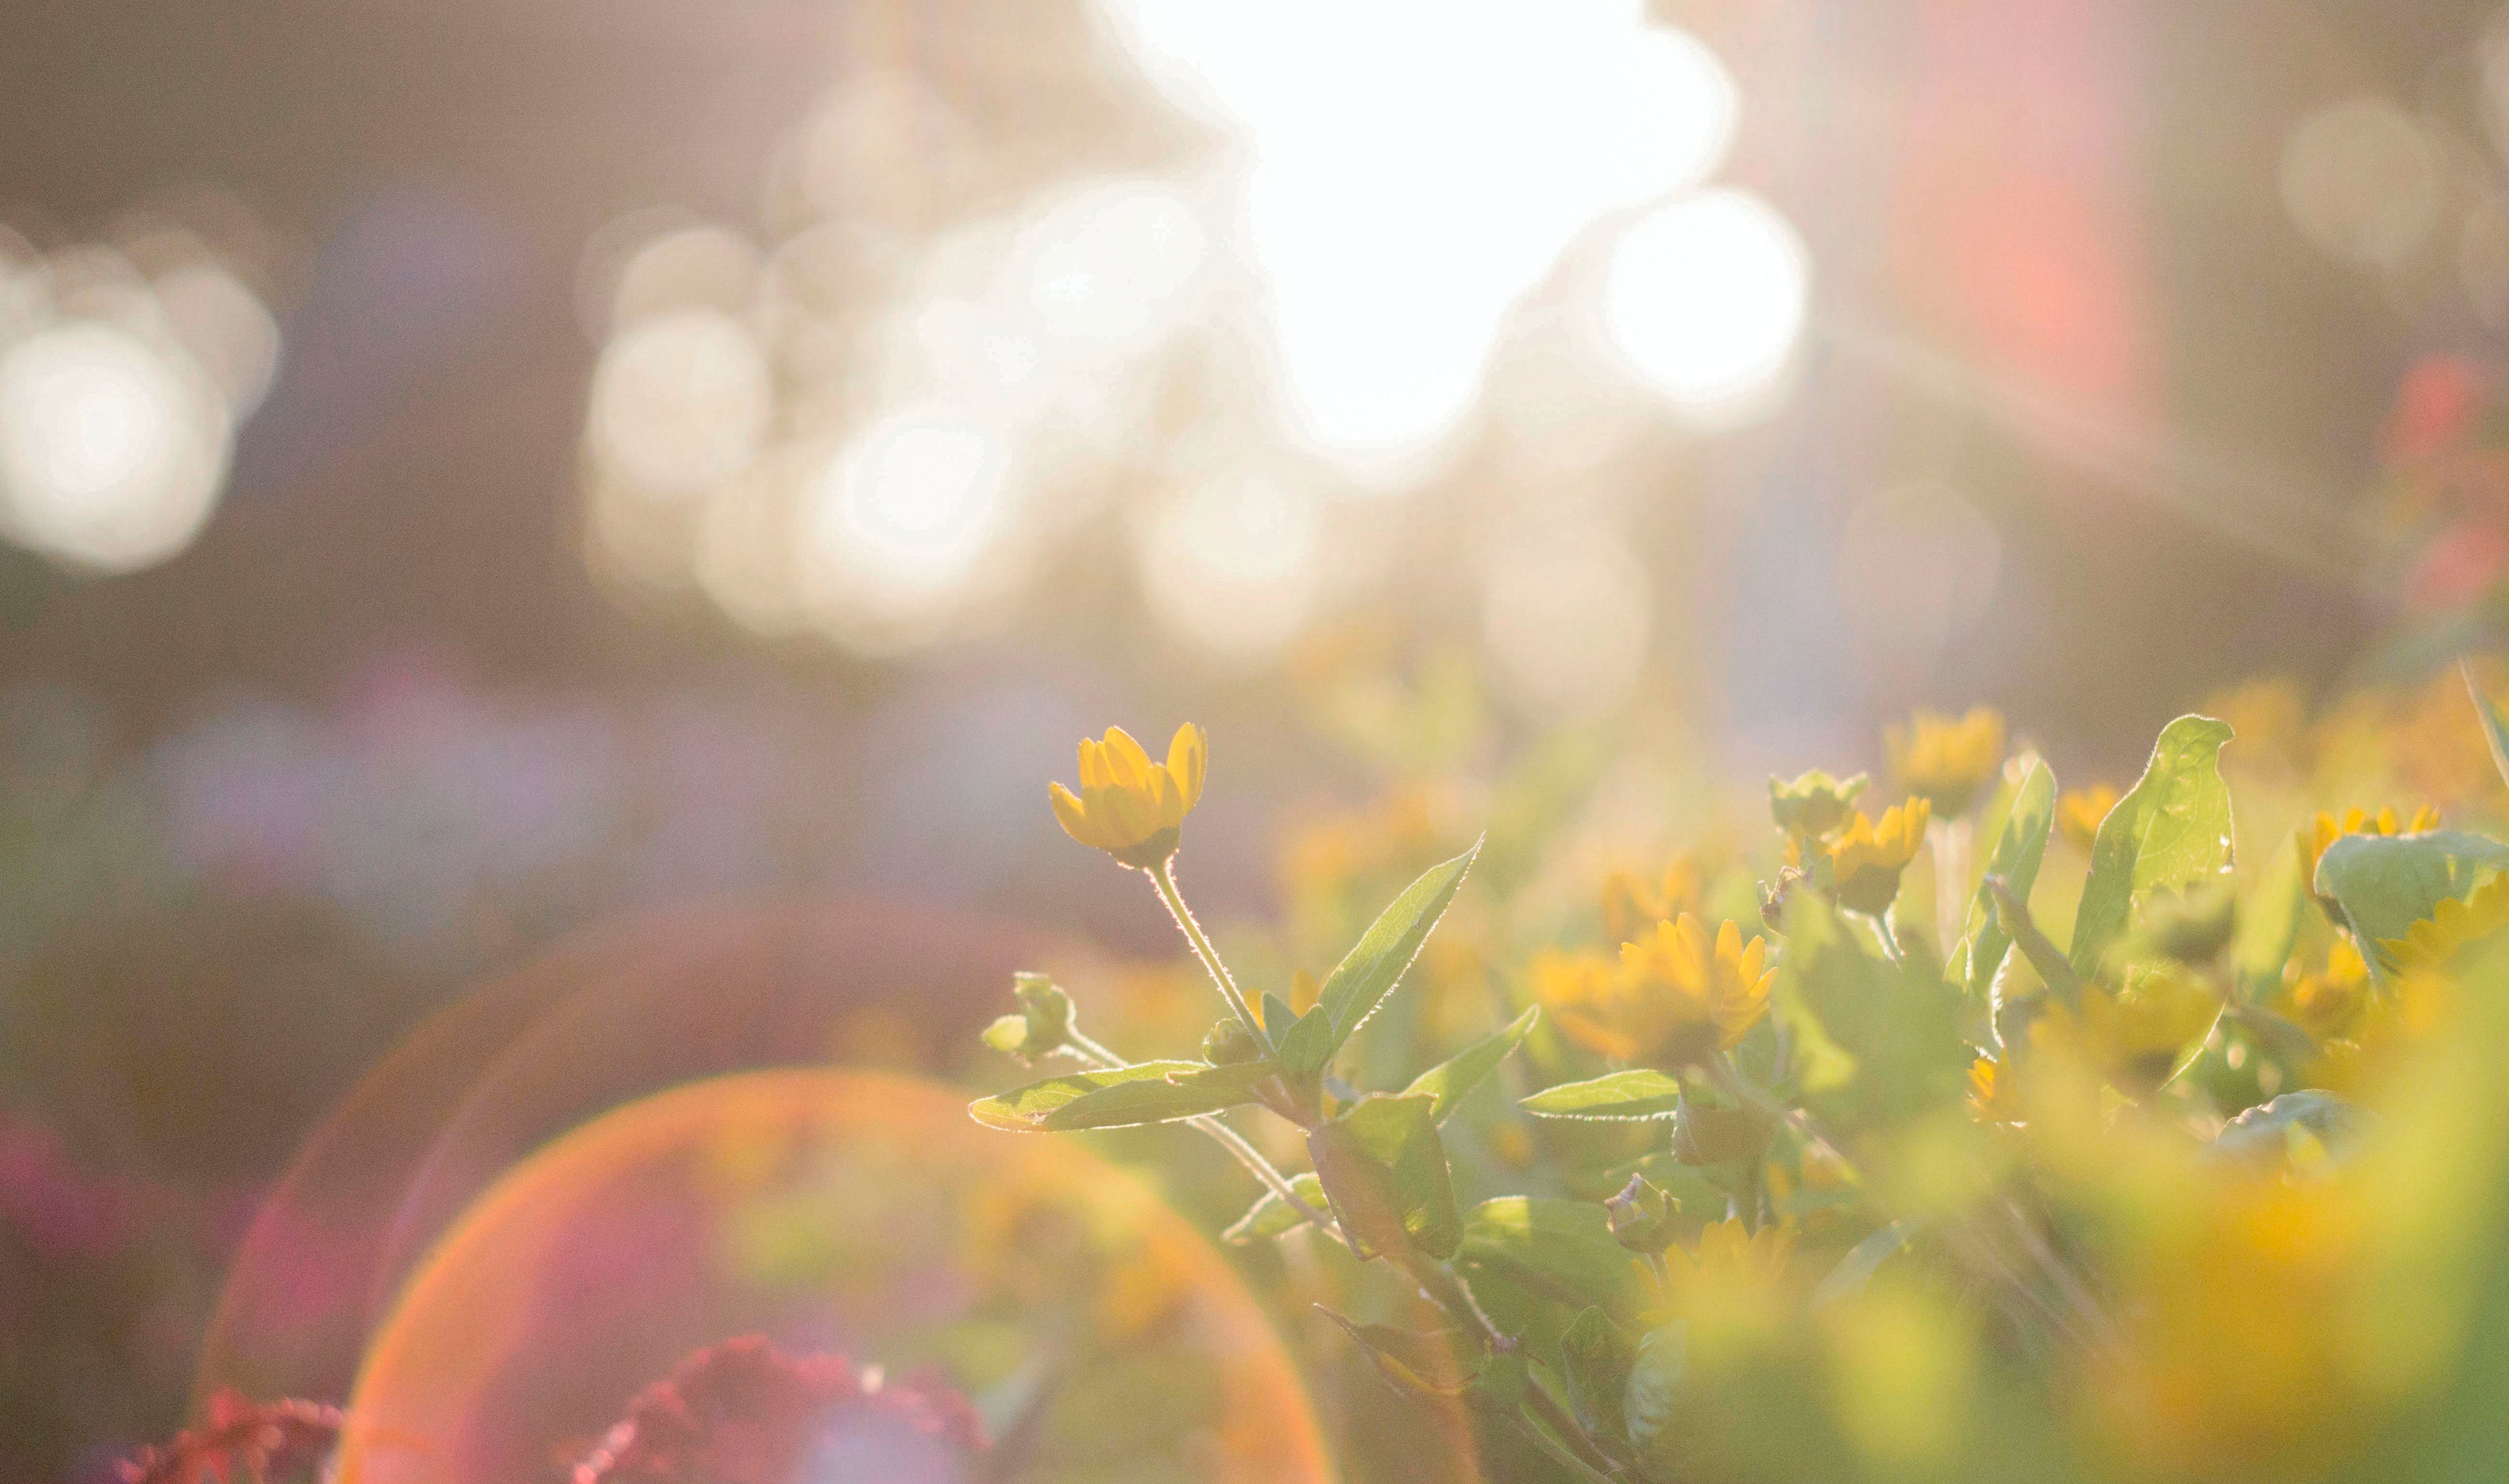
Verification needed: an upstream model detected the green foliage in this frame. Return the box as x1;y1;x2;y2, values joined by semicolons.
1778;895;1969;1129
1401;1004;1538;1122
968;1060;1275;1132
1520;1068;1685;1120
1314;1309;1478;1397
2314;830;2509;969
2071;715;2236;978
1221;1171;1328;1245
1559;1306;1635;1450
1961;759;2054;1000
1310;1092;1463;1260
1454;1197;1642;1322
1290;842;1482;1075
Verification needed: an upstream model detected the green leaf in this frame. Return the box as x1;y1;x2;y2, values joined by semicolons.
2232;839;2307;1002
1315;1308;1480;1396
1669;1095;1775;1166
1778;895;1969;1129
2071;715;2236;978
1271;1003;1338;1075
2315;830;2509;972
2210;1090;2372;1165
1288;841;1480;1075
1811;1221;1910;1309
1622;1323;1688;1460
1309;1093;1462;1260
1559;1306;1635;1449
1221;1172;1328;1244
970;1060;1276;1132
1456;1197;1642;1317
2467;660;2509;796
969;1060;1205;1130
1260;992;1297;1041
1403;1005;1540;1122
1520;1068;1686;1121
1961;759;2054;1000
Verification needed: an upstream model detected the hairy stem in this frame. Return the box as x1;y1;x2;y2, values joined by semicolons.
1150;857;1272;1054
1061;1037;1340;1242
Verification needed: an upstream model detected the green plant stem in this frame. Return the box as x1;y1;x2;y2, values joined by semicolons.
1061;1036;1341;1242
1521;1381;1626;1481
1151;856;1272;1054
1867;910;1906;966
1934;815;1971;964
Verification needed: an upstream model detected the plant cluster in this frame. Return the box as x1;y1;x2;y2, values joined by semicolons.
977;678;2509;1483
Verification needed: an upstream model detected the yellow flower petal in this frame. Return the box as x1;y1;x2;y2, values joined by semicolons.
1168;723;1206;811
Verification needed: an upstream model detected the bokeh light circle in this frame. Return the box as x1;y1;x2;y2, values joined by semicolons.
1601;188;1810;423
336;1069;1333;1484
587;308;773;498
0;317;231;572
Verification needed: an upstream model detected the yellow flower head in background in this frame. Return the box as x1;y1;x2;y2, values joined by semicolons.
1823;798;1931;916
1966;1055;2023;1126
1049;723;1207;868
2277;938;2372;1045
2380;873;2509;972
1600;855;1705;944
1888;707;2007;816
2297;806;2440;890
1614;914;1775;1065
2031;965;2219;1094
2057;783;2121;852
1644;1217;1799;1337
1532;949;1637;1060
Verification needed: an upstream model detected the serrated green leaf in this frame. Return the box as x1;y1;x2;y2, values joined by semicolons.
1560;1306;1635;1448
969;1061;1206;1131
1456;1197;1641;1317
1221;1171;1328;1244
1310;1092;1462;1260
2315;830;2509;972
1289;842;1480;1075
1404;1005;1539;1122
971;1060;1276;1132
1520;1069;1686;1121
2071;715;2236;978
1961;760;2054;1000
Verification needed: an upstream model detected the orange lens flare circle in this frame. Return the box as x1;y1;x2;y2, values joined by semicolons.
336;1069;1334;1484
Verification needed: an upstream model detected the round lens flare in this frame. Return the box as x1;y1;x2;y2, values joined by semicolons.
333;1070;1333;1484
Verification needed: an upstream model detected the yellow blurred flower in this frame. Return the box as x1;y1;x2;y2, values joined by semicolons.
2056;783;2119;852
2380;872;2509;971
1641;1217;1799;1339
2030;966;2219;1094
1887;707;2006;816
1600;855;1705;944
1965;1055;2023;1126
1822;798;1931;916
2296;805;2441;890
1536;915;1774;1067
1049;723;1207;868
2277;938;2372;1045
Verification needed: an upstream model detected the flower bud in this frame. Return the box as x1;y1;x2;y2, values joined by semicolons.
1202;1018;1262;1065
981;973;1076;1063
1605;1172;1679;1253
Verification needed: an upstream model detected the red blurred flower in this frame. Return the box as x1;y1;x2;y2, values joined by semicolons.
119;1392;342;1484
573;1336;986;1484
2383;354;2493;466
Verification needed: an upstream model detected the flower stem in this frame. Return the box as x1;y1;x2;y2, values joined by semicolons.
1061;1035;1339;1242
1933;815;1971;964
1152;856;1271;1054
1867;910;1906;966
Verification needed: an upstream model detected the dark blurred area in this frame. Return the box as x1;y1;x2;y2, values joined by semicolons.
1;0;2504;1477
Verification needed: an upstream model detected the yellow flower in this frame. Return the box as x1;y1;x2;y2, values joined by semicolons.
1049;723;1207;868
2030;965;2219;1094
1966;1055;2023;1125
2276;938;2372;1045
1536;915;1775;1067
1823;798;1931;916
2056;783;2120;852
2379;872;2509;970
1614;914;1776;1065
1887;707;2006;816
1600;855;1705;944
1641;1217;1799;1333
2296;806;2440;891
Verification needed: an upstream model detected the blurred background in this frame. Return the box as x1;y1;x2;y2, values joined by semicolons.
4;0;2506;1477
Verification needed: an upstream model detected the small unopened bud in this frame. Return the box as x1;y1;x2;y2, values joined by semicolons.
983;973;1076;1063
1760;865;1805;933
1604;1172;1679;1254
1202;1018;1261;1065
